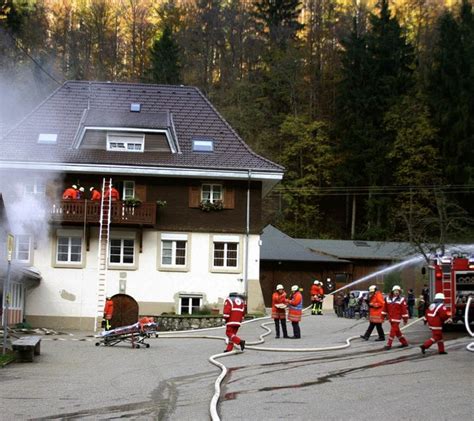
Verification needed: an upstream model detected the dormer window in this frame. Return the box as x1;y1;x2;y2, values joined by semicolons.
107;133;144;152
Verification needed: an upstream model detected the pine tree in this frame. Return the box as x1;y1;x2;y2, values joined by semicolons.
149;25;181;85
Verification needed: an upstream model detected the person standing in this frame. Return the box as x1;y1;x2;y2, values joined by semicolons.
62;184;78;199
420;293;452;355
104;184;120;201
417;295;426;318
407;289;416;318
103;297;114;331
90;186;101;201
272;284;289;339
76;186;85;199
334;293;344;318
381;285;409;350
287;285;303;339
360;285;385;341
223;292;246;352
310;280;324;315
421;284;430;304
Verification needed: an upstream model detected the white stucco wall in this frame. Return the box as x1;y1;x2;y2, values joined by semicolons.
25;228;261;318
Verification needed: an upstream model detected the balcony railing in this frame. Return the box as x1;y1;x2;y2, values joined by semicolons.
50;200;157;226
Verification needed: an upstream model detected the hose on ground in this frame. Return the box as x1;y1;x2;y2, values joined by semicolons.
464;296;474;352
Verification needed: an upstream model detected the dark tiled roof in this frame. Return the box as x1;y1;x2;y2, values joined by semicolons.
1;81;283;173
260;225;347;263
83;109;171;130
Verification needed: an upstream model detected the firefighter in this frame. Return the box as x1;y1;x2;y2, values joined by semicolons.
272;284;289;338
420;292;452;355
310;280;324;315
76;186;85;199
104;184;120;201
286;285;303;339
223;292;246;352
90;186;101;201
360;285;385;341
62;184;78;199
103;296;114;331
382;285;409;350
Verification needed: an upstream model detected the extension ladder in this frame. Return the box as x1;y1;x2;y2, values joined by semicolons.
96;177;112;331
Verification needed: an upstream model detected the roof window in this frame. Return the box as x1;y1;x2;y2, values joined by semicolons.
107;133;144;152
192;139;214;152
38;133;58;144
130;103;141;112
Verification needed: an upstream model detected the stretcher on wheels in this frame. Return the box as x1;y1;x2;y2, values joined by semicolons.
95;317;158;349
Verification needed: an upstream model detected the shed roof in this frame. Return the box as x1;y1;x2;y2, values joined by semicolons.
261;225;347;263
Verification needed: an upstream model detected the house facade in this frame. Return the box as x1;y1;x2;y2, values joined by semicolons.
0;81;283;330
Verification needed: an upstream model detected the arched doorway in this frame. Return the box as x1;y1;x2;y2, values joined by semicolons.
110;294;138;328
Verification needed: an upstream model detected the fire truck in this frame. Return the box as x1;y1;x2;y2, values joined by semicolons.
428;254;474;324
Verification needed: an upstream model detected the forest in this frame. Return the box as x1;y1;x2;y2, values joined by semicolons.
1;0;473;248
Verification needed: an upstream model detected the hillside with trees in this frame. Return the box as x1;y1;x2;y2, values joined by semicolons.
1;0;473;247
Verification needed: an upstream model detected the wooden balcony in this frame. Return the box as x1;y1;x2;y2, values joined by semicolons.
50;200;157;226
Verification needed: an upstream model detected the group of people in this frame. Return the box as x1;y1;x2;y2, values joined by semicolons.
360;284;452;355
334;292;369;319
62;184;120;201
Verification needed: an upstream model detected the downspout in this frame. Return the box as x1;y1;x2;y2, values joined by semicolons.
244;170;251;298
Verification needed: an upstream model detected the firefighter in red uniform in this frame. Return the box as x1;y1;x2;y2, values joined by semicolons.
103;297;114;331
223;292;246;352
104;184;120;201
382;285;409;350
420;292;452;355
287;285;303;339
310;280;324;315
90;186;101;201
360;285;385;341
62;184;78;199
272;284;289;338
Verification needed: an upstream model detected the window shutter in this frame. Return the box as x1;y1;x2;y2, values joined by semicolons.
223;187;235;209
135;184;147;201
189;186;200;208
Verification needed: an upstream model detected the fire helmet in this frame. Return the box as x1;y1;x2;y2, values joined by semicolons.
79;187;85;192
276;284;284;290
313;280;320;285
291;285;299;292
392;285;401;292
368;285;377;292
434;292;445;300
72;184;78;189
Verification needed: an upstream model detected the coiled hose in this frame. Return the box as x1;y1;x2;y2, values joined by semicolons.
465;296;474;352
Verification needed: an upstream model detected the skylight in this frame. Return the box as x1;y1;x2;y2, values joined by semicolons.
130;103;141;112
38;133;58;144
192;139;214;152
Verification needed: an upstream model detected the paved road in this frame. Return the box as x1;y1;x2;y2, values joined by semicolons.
1;314;472;420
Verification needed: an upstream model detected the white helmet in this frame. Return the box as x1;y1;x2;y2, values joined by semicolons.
90;187;95;192
313;280;319;285
291;285;299;292
434;292;445;300
276;284;284;290
368;285;376;292
72;184;78;189
79;187;85;192
392;285;401;292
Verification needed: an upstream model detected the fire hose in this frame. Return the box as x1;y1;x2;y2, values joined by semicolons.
465;296;474;352
158;309;423;421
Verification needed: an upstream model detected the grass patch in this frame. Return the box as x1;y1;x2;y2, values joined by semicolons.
0;353;16;367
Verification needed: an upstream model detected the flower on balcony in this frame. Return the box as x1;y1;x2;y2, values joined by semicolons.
199;200;224;212
156;200;167;207
124;198;142;207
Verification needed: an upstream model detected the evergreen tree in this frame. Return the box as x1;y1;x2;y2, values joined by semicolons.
428;0;474;186
149;24;181;85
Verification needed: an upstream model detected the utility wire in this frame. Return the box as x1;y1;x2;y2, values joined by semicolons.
4;30;63;86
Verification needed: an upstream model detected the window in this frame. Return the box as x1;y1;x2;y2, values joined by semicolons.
201;184;222;203
192;139;214;152
179;295;202;315
23;179;45;196
123;181;135;200
37;133;57;144
110;238;135;265
213;242;238;268
14;235;31;263
162;240;187;266
107;133;144;152
57;236;82;263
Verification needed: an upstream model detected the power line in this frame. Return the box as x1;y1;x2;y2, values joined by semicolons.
4;30;63;86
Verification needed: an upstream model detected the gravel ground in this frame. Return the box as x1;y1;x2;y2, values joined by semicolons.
1;313;472;420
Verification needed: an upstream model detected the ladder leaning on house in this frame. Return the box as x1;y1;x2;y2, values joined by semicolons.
95;177;112;331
